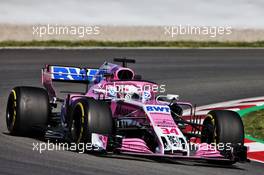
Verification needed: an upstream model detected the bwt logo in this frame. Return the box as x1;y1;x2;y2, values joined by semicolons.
146;105;170;113
51;66;99;81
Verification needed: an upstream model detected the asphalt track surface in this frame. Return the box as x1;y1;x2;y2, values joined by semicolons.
0;48;264;175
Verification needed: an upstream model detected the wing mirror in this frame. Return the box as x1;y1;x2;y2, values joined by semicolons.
166;94;179;101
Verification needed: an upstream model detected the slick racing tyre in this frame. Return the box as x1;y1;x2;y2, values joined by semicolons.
6;86;49;136
201;110;245;164
201;110;244;145
69;98;114;144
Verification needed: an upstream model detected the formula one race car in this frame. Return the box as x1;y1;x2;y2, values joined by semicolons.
6;58;248;164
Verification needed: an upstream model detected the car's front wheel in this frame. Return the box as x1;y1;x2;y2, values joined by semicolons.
201;110;244;145
201;110;246;164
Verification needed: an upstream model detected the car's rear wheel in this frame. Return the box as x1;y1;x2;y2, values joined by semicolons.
6;86;49;136
69;98;114;145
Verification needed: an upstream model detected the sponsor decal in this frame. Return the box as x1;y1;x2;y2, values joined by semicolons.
146;105;170;114
142;91;151;102
154;119;176;127
50;66;99;81
107;86;117;97
167;135;183;149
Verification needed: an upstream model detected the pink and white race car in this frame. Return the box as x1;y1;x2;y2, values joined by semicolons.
6;58;248;164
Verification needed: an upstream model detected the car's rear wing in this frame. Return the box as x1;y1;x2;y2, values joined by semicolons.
42;65;101;98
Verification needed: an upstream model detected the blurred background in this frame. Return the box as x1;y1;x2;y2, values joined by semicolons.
0;0;264;41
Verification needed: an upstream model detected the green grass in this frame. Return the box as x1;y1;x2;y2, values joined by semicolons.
1;40;264;47
242;109;264;141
